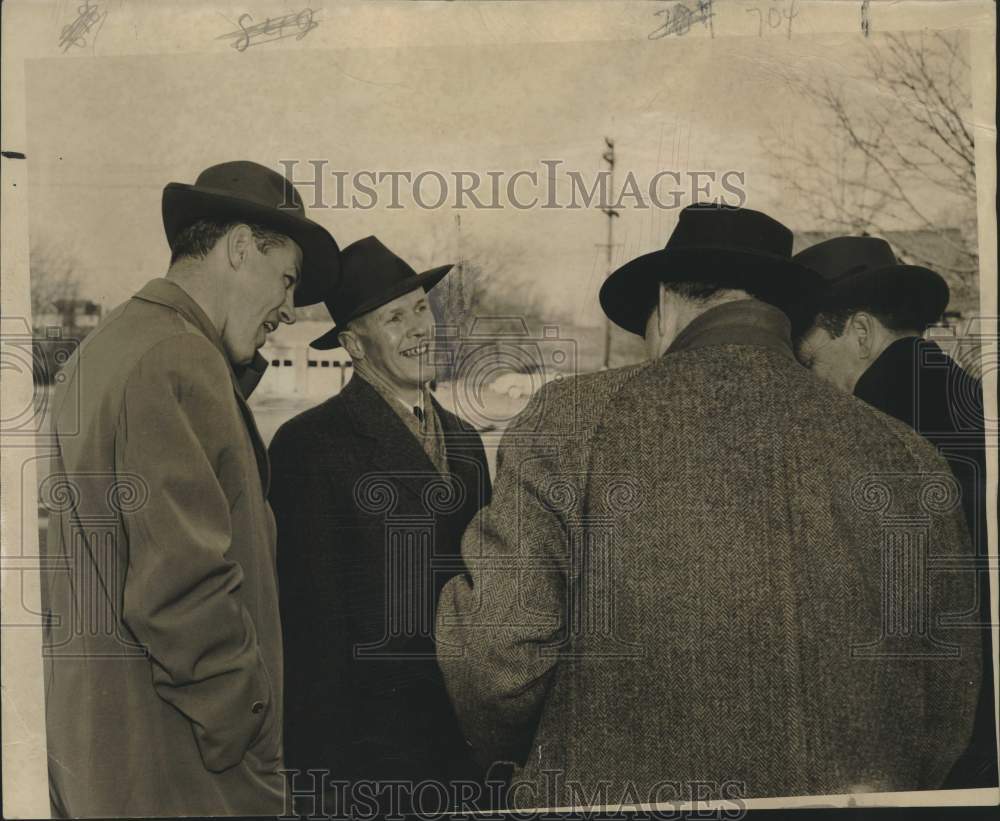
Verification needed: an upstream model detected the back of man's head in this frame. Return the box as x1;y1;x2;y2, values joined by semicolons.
644;280;769;359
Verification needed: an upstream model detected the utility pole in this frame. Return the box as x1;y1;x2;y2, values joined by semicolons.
600;137;620;370
453;213;465;317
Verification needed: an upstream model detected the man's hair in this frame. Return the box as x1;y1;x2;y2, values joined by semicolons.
169;218;290;265
643;280;763;332
343;313;373;340
661;280;764;303
813;303;927;338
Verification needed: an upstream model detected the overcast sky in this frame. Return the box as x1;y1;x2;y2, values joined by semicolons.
26;30;972;325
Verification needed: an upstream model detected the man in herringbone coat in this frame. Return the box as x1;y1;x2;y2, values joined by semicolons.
436;206;980;808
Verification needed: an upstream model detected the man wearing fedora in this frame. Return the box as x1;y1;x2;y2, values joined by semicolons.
793;235;996;789
436;204;980;805
40;161;340;817
268;236;492;814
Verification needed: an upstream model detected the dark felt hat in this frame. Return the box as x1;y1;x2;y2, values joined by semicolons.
310;236;452;350
599;204;821;336
162;160;340;307
792;236;950;328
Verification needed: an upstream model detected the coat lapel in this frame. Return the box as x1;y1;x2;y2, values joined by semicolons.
434;398;490;510
231;385;271;494
342;376;438;501
434;397;473;470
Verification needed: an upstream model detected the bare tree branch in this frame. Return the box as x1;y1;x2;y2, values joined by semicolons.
30;241;81;323
762;31;979;296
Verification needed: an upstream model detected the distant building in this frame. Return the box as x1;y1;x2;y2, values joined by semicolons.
256;320;353;398
34;298;102;334
255;317;616;400
32;299;103;384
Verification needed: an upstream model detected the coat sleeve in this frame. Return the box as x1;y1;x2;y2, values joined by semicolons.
116;333;274;773
268;423;358;776
436;388;567;766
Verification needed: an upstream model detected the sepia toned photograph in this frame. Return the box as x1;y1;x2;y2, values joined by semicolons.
1;1;996;818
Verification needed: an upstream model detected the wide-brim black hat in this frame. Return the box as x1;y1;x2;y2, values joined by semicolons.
600;204;821;336
310;236;452;350
792;236;949;328
162;161;340;307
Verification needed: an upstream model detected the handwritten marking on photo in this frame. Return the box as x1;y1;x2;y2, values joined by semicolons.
217;8;321;52
58;0;108;53
746;0;799;39
648;0;715;40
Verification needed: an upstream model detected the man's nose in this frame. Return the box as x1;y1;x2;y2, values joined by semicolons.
279;292;296;325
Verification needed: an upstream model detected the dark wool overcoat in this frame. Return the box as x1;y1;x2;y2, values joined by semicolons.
854;337;995;789
41;279;285;818
437;300;981;808
268;375;492;802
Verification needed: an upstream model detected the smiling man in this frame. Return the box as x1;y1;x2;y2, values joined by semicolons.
268;236;492;816
40;161;341;818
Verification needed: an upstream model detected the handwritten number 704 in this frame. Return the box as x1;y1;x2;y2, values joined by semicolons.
746;0;799;38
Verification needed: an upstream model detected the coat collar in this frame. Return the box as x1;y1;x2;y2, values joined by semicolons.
853;336;924;427
340;375;468;500
131;278;269;398
855;336;923;393
666;298;795;360
131;278;271;492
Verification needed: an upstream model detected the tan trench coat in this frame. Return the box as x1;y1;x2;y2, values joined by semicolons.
41;278;285;817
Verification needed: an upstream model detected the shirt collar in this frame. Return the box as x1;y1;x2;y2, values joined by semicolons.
665;298;794;360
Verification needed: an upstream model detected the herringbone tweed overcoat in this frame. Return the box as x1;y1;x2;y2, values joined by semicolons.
436;299;980;807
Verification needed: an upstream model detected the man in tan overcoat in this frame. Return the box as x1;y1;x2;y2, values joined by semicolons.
39;161;340;817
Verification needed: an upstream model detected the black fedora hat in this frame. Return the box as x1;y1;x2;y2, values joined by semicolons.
599;204;821;336
310;236;452;350
162;160;340;307
792;236;949;328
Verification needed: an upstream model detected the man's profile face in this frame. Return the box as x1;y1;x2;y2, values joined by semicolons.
222;233;301;366
355;289;435;393
794;324;860;393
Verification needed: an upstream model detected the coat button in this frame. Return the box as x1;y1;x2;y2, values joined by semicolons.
251;701;265;714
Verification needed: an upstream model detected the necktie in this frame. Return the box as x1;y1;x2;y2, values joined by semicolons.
412;405;424;423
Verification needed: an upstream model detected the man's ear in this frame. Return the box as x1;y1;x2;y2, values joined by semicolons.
227;224;253;270
849;312;876;359
339;328;364;361
657;283;669;337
